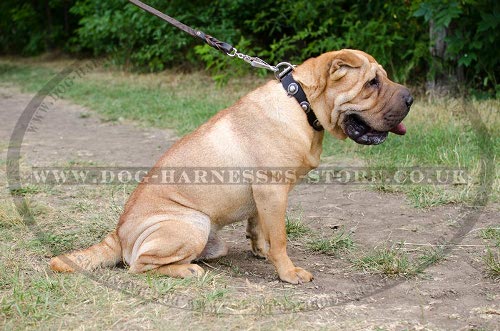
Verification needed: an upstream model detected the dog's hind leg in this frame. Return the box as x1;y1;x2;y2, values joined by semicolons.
246;216;268;259
128;216;210;278
196;228;228;260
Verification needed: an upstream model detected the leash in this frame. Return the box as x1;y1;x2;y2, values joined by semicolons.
128;0;323;131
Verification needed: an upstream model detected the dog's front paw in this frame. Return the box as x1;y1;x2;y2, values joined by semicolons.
279;267;314;284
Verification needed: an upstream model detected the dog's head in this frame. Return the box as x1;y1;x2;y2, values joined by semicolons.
294;49;413;145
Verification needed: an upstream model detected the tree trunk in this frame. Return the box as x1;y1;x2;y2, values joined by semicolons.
44;0;53;50
427;19;448;92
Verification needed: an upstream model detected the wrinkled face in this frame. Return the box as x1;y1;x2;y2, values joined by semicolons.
295;49;413;145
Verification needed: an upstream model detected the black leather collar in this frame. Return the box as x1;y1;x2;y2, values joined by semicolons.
281;72;324;131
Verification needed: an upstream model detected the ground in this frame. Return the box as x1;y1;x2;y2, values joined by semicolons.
0;85;498;330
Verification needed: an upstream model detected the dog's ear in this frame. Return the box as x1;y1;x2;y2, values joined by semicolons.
329;50;365;80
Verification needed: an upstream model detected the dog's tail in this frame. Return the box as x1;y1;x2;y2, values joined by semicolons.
49;231;122;272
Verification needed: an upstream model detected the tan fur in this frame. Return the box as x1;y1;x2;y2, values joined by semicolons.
50;231;121;272
50;49;410;284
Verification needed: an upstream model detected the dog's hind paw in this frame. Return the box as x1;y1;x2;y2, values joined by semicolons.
153;264;205;278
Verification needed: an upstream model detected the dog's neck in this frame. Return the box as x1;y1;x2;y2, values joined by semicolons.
305;130;324;169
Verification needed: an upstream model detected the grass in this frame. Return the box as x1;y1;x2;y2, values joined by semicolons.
284;211;355;256
479;227;500;247
285;212;311;240
307;230;355;256
285;210;355;256
0;60;263;136
352;244;446;277
479;227;500;277
323;97;500;207
353;246;413;276
0;269;64;323
9;185;42;197
0;200;24;229
483;249;500;278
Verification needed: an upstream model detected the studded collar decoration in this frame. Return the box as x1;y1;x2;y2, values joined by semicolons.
280;72;324;132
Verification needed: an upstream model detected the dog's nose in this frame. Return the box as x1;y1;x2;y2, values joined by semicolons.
405;94;414;108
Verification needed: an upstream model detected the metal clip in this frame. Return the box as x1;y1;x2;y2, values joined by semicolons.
225;48;296;80
250;58;276;72
274;62;295;80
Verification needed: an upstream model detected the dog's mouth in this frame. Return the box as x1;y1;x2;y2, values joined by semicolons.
343;114;406;145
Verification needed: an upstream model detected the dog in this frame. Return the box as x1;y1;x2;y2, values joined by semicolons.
50;49;413;284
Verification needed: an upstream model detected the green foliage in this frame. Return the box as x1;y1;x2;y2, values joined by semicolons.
242;1;428;84
0;0;497;92
0;0;77;55
414;0;500;95
69;0;197;71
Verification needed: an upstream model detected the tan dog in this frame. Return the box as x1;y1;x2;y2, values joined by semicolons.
50;49;413;284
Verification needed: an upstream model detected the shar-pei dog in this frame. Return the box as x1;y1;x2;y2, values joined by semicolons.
50;49;413;284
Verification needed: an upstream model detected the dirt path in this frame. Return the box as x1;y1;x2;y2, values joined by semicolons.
1;86;498;330
0;86;177;166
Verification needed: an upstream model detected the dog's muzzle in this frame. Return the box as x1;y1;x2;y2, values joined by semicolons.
343;114;408;145
343;89;413;145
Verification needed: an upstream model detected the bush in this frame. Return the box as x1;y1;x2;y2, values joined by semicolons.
0;0;498;95
0;0;77;55
414;0;500;96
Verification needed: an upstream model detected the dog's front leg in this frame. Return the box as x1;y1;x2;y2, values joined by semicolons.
252;184;313;284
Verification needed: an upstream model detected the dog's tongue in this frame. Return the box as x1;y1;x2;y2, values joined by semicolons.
390;123;406;135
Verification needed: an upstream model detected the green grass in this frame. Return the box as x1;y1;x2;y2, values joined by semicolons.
483;249;500;278
479;227;500;277
352;244;448;277
9;185;42;197
0;61;264;136
0;269;64;323
412;246;446;273
353;246;414;276
0;200;24;229
323;97;500;207
480;227;500;247
28;233;78;256
285;212;311;240
307;230;355;255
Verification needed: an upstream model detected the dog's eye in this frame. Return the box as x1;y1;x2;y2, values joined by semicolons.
367;77;379;88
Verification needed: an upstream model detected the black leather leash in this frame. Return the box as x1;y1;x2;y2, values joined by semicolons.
128;0;323;132
129;0;233;55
